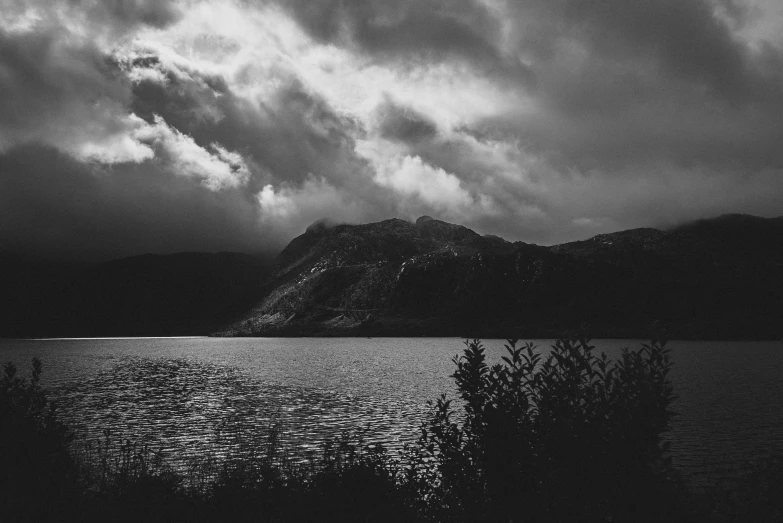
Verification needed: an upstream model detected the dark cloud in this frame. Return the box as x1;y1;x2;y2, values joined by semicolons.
713;0;756;29
0;27;132;152
495;0;761;97
0;0;395;260
564;0;752;99
375;97;438;143
73;0;182;29
1;0;182;36
260;0;783;172
482;75;783;173
2;0;783;261
267;0;535;85
468;0;783;174
128;56;228;133
0;145;264;261
266;0;780;101
128;65;364;191
305;217;343;234
0;0;186;157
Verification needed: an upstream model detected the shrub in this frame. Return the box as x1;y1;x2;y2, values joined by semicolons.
1;358;76;521
703;456;783;523
300;436;416;522
404;338;682;522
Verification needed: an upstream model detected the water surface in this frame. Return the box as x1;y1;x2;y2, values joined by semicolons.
2;337;782;482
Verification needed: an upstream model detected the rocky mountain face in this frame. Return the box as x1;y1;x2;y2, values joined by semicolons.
218;214;783;340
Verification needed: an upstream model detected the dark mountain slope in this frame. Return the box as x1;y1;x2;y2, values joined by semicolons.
219;214;783;339
1;252;271;337
4;214;780;339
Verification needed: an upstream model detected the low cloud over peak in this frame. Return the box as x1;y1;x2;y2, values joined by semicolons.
2;0;783;261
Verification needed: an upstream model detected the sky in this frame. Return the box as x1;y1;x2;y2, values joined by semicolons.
2;0;783;260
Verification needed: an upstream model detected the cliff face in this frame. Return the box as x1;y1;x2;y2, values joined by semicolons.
218;214;783;340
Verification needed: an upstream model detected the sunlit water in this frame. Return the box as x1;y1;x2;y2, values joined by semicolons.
2;337;782;483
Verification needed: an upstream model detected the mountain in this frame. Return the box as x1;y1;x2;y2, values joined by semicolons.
3;214;781;340
217;214;783;340
0;252;271;337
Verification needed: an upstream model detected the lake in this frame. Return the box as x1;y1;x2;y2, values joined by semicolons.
2;337;782;484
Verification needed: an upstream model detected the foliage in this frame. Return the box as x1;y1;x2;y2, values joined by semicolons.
295;435;417;522
405;337;682;522
1;358;76;520
701;456;783;522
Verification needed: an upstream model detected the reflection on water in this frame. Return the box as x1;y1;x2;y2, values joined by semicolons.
56;357;426;463
2;337;783;484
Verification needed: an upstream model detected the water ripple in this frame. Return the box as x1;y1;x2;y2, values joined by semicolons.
56;357;428;465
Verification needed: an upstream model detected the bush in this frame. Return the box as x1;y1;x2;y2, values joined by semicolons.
1;358;76;521
298;436;416;522
702;457;783;523
404;338;683;522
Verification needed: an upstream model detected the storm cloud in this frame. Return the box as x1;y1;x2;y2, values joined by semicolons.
1;0;782;260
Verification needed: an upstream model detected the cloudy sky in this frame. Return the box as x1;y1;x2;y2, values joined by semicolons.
2;0;783;260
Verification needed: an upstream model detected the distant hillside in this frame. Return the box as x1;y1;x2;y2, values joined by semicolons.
4;215;781;340
0;252;271;337
217;214;783;340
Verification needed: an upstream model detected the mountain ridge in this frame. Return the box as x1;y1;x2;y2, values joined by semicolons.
217;213;783;340
3;214;781;339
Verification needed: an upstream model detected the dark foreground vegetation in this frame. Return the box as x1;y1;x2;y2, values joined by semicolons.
3;339;782;522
